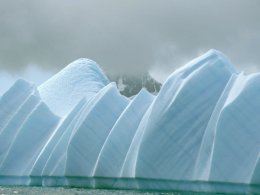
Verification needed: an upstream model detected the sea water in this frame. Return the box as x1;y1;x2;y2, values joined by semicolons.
0;186;246;195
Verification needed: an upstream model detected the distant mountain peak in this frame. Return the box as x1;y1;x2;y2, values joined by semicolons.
109;72;162;97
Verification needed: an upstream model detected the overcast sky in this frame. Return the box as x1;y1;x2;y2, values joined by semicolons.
0;0;260;94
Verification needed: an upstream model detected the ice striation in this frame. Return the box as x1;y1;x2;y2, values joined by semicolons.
0;51;260;194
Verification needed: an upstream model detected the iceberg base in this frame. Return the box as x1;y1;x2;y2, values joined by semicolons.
0;176;260;194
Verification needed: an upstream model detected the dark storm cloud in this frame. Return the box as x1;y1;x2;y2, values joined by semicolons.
0;0;260;75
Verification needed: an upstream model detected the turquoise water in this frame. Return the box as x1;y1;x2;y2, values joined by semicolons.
0;186;243;195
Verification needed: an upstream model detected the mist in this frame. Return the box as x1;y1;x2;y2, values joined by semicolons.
0;0;260;87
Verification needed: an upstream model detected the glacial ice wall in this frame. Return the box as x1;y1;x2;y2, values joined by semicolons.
0;50;260;193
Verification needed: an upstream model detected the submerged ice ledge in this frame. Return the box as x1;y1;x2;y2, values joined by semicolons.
0;49;260;194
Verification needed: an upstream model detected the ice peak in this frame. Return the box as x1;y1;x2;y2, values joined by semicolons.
204;49;238;71
12;78;32;89
38;59;109;116
51;58;109;84
164;49;238;86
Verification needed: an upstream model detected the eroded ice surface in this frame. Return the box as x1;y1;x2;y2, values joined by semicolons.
0;50;260;194
38;59;109;116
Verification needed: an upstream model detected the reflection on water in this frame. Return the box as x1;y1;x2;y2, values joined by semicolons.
0;186;240;195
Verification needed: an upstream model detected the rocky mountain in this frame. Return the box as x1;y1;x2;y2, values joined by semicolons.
110;73;162;97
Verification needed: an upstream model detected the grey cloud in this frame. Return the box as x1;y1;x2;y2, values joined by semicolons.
0;0;260;76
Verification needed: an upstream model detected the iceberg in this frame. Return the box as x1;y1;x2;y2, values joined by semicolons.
0;51;260;194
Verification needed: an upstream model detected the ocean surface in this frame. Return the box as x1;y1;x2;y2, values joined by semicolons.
0;186;243;195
